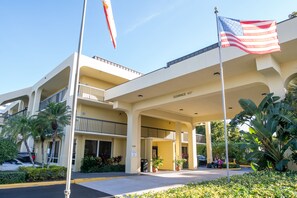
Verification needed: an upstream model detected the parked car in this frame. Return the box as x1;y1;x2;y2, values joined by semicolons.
17;152;36;162
197;155;207;166
0;159;34;171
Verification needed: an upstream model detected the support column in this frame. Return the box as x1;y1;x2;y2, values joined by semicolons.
205;122;213;163
31;88;42;115
125;111;141;173
60;56;77;168
187;124;197;169
18;101;24;111
27;92;35;115
144;139;153;172
175;122;182;159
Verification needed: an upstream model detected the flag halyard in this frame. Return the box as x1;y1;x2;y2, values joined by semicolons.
218;16;280;54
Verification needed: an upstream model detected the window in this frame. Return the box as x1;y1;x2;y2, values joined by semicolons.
72;139;77;165
48;141;60;163
84;140;98;157
99;141;112;159
84;140;112;159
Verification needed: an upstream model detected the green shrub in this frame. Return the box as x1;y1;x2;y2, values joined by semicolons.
80;155;123;173
0;138;18;165
19;165;67;182
222;163;240;168
133;171;297;198
0;171;26;184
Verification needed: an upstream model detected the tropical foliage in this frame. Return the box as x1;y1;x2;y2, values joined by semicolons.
30;114;51;168
1;102;71;169
1;114;36;166
0;138;18;165
151;157;164;169
230;93;297;171
38;102;71;168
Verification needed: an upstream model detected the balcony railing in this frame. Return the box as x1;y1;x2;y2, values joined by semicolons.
141;126;175;140
75;117;176;140
2;108;28;122
78;84;112;105
181;132;206;144
39;88;67;111
76;117;127;136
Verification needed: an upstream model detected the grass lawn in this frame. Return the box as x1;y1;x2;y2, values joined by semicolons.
131;171;297;198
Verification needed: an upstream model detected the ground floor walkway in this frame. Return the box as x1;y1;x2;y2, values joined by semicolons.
78;167;251;197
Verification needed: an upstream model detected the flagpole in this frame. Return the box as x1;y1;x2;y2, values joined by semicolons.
214;7;230;182
64;0;87;197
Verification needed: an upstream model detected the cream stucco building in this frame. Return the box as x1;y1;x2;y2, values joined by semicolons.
1;17;296;172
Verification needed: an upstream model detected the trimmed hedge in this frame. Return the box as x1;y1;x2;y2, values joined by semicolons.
133;171;297;198
81;155;124;173
88;164;125;173
19;165;67;182
207;163;240;169
0;171;26;184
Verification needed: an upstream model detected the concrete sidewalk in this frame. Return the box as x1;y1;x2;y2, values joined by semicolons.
0;167;251;197
79;167;252;197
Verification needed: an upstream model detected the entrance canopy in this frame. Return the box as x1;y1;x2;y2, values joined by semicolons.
105;17;297;123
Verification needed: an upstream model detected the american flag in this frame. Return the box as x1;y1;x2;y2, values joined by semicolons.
218;16;280;54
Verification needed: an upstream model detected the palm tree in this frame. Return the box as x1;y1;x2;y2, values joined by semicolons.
1;114;36;166
31;115;51;168
39;102;71;168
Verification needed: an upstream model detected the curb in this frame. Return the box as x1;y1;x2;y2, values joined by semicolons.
0;177;120;189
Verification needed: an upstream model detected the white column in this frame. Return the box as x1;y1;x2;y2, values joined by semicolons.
175;122;182;159
31;88;42;115
205;122;213;163
18;101;24;111
60;56;77;167
125;111;141;173
144;139;153;172
187;124;197;169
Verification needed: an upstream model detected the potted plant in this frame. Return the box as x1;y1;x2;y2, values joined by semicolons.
151;157;163;172
175;158;187;171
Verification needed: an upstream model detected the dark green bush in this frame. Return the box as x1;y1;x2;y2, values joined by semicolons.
206;163;240;169
0;171;26;184
80;155;124;173
19;165;67;182
0;138;18;165
222;163;240;168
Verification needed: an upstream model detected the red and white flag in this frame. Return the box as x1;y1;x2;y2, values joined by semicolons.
218;16;280;54
102;0;117;48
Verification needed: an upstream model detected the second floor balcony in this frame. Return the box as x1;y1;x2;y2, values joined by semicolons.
78;84;112;105
39;88;67;111
75;116;175;140
181;132;206;144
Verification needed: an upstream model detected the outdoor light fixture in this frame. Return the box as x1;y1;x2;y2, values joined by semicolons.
213;72;220;76
228;107;233;110
261;93;267;96
179;108;183;111
138;94;143;98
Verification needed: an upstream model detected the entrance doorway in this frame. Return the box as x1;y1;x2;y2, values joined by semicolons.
152;146;158;159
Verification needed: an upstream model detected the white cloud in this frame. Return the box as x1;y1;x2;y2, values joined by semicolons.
125;12;161;34
125;0;183;34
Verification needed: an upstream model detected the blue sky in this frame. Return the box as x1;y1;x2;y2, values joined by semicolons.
0;0;296;94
